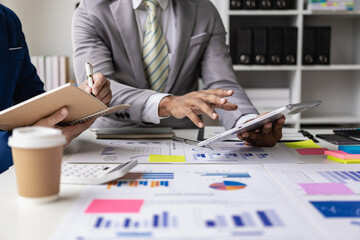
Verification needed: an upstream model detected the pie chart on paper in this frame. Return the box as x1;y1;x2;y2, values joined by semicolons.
209;181;247;191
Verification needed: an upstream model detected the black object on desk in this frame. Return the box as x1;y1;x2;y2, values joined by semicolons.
333;128;360;139
316;134;360;145
299;130;319;143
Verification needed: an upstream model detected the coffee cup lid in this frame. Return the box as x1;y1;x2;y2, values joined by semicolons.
8;127;67;149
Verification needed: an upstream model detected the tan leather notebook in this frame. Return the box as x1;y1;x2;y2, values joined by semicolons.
0;83;130;131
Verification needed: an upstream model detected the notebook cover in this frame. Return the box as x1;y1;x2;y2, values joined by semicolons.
0;83;130;131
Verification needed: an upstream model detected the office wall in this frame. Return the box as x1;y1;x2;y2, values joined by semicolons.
1;0;78;80
0;0;223;82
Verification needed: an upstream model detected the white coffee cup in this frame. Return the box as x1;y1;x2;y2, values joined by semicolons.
8;127;66;204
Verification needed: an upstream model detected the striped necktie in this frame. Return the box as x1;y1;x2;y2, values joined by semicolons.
142;0;169;93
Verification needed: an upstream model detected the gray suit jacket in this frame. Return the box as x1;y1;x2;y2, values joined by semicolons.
72;0;258;130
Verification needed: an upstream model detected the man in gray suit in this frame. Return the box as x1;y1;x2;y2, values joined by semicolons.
72;0;285;146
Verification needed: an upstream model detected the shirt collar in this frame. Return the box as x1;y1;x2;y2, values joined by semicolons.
132;0;169;10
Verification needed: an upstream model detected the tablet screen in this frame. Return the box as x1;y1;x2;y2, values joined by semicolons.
197;100;321;146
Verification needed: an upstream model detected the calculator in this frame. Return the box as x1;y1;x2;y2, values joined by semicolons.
60;160;138;185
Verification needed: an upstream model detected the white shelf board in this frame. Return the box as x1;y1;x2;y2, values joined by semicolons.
302;10;360;16
229;10;299;16
301;64;360;71
233;65;298;71
301;116;360;124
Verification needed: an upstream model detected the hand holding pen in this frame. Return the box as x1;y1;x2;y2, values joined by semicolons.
79;62;112;106
86;62;94;88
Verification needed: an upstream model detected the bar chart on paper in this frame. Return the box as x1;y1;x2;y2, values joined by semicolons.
264;164;360;196
107;180;170;189
87;210;179;238
205;209;284;229
317;171;360;184
120;172;174;180
186;143;300;164
199;172;251;178
106;172;174;190
192;152;269;161
93;210;177;229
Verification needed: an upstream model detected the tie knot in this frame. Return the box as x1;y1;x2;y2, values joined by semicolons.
143;0;159;10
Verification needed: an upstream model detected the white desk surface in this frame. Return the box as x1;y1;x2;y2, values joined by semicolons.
0;128;338;240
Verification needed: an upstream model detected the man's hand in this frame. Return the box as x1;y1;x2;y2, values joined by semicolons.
158;89;238;128
79;73;112;106
34;107;94;145
237;114;286;147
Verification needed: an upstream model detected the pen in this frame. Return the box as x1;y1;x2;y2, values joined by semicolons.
172;136;213;149
85;62;94;88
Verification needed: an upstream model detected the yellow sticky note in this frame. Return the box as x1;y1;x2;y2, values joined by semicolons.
149;155;186;163
284;140;322;149
327;155;360;164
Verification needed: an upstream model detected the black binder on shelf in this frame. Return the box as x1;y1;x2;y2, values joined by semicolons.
268;27;283;65
273;0;289;9
243;0;258;9
237;28;253;65
229;0;243;10
253;27;268;65
316;27;331;65
259;0;272;9
230;28;240;64
303;27;317;65
283;27;298;65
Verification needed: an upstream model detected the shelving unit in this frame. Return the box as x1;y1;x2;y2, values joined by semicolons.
210;0;360;129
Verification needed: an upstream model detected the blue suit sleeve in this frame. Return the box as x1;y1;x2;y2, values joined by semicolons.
9;8;44;103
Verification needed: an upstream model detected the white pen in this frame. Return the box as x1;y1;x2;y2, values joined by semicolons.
85;62;94;88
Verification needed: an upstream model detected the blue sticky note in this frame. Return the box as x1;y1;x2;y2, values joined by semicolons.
339;145;360;154
310;201;360;218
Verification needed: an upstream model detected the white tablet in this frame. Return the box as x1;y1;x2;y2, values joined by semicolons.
197;100;321;146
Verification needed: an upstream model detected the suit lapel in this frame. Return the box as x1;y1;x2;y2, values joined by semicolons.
165;0;197;92
110;0;148;89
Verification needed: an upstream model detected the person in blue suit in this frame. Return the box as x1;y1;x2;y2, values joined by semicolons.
0;4;112;173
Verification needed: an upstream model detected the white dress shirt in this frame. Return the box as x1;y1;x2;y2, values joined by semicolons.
133;0;258;127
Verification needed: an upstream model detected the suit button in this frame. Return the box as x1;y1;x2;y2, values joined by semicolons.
125;113;130;118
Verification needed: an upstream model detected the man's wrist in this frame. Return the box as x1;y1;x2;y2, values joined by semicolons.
141;93;172;124
159;95;175;117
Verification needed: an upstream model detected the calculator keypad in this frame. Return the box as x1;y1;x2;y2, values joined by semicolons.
61;163;118;179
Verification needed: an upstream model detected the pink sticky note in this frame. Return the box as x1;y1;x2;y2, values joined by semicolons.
296;148;328;155
298;183;354;195
85;199;144;213
325;150;360;160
